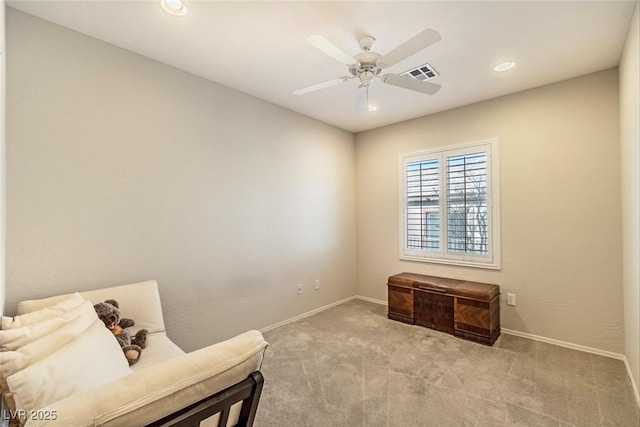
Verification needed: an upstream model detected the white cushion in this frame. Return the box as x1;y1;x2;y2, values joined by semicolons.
17;280;166;334
7;319;132;412
1;293;85;329
0;300;97;351
25;330;267;427
130;333;185;372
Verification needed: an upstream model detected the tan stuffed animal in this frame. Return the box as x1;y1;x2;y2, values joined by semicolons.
94;299;149;365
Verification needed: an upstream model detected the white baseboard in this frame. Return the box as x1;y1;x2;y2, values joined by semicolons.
622;355;640;407
259;296;356;333
355;295;387;305
501;328;625;360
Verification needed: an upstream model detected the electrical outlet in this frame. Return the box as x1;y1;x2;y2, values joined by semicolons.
507;293;516;306
297;284;303;295
314;279;320;290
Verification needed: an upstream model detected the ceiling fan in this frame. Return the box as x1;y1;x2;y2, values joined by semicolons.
294;28;442;111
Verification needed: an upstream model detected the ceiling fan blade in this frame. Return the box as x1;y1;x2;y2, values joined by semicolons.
307;35;358;66
381;73;441;95
293;77;352;95
356;84;369;112
380;28;441;67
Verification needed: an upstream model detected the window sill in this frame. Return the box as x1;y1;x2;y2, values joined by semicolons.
400;254;501;270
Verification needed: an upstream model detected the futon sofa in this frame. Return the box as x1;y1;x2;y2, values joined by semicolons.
0;280;268;426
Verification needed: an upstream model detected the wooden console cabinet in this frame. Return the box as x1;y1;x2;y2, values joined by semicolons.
387;273;500;345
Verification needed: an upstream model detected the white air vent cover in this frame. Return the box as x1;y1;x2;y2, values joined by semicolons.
403;63;439;81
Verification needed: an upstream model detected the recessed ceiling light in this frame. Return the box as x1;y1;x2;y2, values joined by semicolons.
367;105;378;112
160;0;187;16
494;61;516;72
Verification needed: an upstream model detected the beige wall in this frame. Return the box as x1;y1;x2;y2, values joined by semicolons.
5;9;356;351
356;69;623;354
0;1;5;318
620;2;640;400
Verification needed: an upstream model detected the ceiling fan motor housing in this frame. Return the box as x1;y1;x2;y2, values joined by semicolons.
350;50;383;84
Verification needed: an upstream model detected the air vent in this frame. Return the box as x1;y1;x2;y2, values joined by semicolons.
403;63;439;81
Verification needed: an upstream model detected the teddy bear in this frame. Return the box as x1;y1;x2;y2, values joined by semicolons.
94;299;149;366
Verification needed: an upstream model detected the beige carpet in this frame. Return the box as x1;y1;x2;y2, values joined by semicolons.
254;299;639;427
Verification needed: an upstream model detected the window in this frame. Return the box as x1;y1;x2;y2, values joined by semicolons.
400;140;500;269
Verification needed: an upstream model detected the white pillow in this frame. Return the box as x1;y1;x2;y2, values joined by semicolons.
1;293;85;329
0;312;96;378
0;300;96;351
7;319;132;412
0;311;97;412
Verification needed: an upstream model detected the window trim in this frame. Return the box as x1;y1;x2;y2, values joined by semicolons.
399;138;501;270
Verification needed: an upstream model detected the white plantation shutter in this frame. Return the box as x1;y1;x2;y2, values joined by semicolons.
406;157;440;251
446;151;488;255
400;140;500;269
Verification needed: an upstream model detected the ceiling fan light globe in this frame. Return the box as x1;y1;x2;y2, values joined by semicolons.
160;0;187;16
494;61;516;72
359;71;374;85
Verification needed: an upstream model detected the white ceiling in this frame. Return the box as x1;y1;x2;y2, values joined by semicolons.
7;1;637;133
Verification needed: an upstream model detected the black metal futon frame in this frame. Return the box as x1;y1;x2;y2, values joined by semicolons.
146;371;264;427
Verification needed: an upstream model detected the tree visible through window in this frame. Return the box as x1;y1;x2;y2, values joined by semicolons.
400;141;499;269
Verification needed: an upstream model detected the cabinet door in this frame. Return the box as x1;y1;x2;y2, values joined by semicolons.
454;296;500;343
414;290;454;333
388;285;413;323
